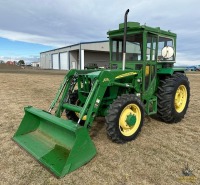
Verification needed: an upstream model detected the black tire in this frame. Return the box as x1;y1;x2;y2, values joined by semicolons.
157;73;190;123
65;90;85;125
105;94;144;143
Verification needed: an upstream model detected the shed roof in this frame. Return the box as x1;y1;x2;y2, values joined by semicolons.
40;40;109;54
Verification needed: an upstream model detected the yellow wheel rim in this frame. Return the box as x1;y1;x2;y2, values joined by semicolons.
75;112;87;121
119;104;141;136
75;100;87;121
174;85;187;113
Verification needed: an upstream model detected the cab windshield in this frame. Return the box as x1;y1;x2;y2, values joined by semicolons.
111;34;143;62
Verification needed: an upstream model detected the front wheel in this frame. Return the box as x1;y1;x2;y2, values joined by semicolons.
105;94;144;143
157;73;190;123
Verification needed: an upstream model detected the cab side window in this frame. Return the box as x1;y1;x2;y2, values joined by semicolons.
158;37;174;61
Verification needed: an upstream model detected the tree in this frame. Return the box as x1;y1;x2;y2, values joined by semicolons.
18;60;25;65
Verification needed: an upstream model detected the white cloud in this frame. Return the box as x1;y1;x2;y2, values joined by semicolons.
0;29;66;47
176;52;199;66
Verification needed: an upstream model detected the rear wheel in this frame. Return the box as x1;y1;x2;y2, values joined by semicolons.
105;94;144;143
157;73;190;123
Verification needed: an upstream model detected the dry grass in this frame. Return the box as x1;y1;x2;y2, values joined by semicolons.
0;70;200;185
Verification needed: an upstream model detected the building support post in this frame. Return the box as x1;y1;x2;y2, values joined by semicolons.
81;49;84;70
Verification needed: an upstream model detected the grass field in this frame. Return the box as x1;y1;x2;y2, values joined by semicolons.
0;68;199;185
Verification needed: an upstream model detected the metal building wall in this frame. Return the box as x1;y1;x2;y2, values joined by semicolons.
40;41;109;70
81;41;109;52
40;52;52;69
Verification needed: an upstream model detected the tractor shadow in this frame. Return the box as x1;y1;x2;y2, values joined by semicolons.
90;117;105;139
147;114;163;123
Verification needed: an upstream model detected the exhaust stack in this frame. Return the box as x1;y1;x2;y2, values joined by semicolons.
122;9;129;70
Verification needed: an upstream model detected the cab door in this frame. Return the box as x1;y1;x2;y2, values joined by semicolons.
143;33;158;114
144;34;157;90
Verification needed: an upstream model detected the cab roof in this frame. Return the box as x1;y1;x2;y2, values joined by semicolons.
107;22;176;38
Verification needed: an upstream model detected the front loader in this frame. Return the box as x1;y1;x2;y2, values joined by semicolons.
13;9;190;177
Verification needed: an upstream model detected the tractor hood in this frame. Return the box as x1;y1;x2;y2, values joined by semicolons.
85;69;140;79
86;70;102;79
84;69;140;85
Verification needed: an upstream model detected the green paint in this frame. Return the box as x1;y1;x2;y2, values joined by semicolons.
13;107;96;178
126;114;136;126
157;68;174;75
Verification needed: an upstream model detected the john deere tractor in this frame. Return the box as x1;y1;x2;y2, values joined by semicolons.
13;9;190;177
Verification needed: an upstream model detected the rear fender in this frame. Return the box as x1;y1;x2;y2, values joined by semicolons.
157;68;185;76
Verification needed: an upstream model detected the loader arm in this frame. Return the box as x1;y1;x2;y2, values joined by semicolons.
61;71;109;128
48;69;77;115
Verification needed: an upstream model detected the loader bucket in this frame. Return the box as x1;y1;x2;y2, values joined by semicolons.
13;106;96;178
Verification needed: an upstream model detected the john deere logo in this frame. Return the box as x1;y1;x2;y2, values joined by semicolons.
103;78;109;82
177;163;197;183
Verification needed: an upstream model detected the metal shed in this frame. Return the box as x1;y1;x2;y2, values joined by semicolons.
40;41;109;70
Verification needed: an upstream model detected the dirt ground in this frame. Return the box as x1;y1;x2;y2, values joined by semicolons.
0;69;199;185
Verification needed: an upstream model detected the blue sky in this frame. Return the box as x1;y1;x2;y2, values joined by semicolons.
0;0;199;65
0;38;53;62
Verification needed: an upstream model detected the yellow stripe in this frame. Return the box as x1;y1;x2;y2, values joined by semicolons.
115;72;137;79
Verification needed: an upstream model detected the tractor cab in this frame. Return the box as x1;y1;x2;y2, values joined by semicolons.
108;22;176;70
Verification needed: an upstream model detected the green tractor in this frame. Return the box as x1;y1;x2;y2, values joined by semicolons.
13;9;190;178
